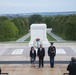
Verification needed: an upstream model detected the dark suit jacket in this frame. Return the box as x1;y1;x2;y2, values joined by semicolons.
37;47;45;58
30;50;36;59
67;62;76;75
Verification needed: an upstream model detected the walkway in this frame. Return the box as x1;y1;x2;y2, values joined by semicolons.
16;33;30;42
0;64;69;75
0;43;76;75
16;29;66;42
47;29;66;42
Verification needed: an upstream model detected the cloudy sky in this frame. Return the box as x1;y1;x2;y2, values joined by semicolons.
0;0;76;14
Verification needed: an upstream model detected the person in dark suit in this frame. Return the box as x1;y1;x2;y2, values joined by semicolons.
37;44;45;68
48;42;56;68
30;46;36;67
67;57;76;75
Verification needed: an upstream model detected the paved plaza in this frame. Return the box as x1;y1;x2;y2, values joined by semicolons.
0;42;76;75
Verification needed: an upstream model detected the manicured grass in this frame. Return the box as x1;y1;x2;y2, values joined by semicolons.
25;36;30;41
47;33;56;41
25;33;56;41
53;32;65;39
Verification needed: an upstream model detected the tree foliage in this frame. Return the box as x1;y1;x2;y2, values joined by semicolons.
0;19;19;41
44;15;76;40
0;14;76;41
0;16;29;41
29;14;43;25
12;18;29;35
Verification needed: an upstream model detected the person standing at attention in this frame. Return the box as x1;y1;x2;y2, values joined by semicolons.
48;42;56;68
37;44;45;68
30;46;36;67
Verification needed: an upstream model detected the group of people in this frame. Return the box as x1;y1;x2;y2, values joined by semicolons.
30;42;56;68
30;42;76;75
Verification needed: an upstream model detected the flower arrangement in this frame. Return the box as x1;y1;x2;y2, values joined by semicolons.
33;38;42;48
36;38;40;41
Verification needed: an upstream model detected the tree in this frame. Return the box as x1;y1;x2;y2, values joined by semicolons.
0;16;8;21
65;18;76;40
19;17;29;33
12;17;29;35
0;20;19;41
29;14;43;25
44;17;53;28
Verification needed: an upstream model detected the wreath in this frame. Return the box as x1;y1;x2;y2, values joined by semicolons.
33;38;42;48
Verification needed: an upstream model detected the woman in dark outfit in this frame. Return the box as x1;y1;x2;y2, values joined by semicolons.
30;46;36;67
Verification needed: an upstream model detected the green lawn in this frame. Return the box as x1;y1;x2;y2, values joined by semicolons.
25;33;56;41
25;36;30;41
47;33;56;41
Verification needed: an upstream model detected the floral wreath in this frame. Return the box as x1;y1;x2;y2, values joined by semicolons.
33;38;42;48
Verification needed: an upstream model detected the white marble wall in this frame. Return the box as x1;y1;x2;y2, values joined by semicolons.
29;24;50;47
